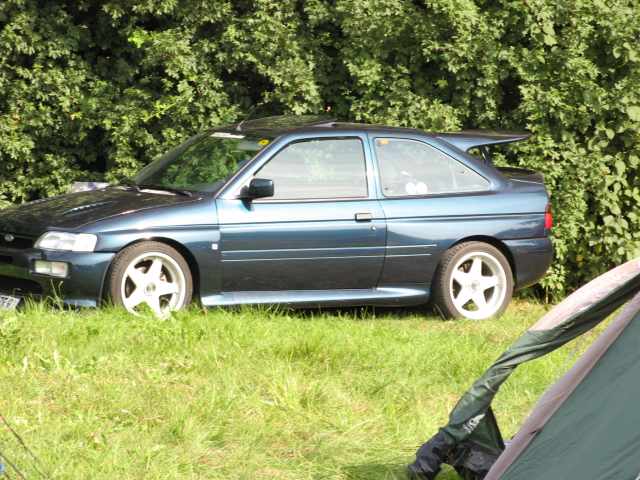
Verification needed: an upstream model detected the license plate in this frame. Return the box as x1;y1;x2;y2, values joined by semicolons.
0;294;20;310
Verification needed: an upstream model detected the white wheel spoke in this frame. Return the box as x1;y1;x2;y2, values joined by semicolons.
453;269;470;286
454;287;474;308
146;296;163;317
126;266;146;288
156;281;179;296
123;288;145;310
147;259;163;280
469;257;483;279
472;291;488;311
480;275;499;290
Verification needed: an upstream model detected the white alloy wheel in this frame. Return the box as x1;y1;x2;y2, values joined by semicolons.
120;251;187;317
449;251;508;320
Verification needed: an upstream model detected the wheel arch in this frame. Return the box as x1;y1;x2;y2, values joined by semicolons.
449;236;516;281
101;237;201;304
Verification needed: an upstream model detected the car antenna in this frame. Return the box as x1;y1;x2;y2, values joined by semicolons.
236;105;258;132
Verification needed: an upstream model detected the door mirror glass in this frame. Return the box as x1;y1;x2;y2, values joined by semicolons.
246;178;274;199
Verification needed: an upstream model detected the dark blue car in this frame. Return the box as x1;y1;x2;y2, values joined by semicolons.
0;116;552;319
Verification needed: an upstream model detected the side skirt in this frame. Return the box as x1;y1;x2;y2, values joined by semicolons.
201;286;430;308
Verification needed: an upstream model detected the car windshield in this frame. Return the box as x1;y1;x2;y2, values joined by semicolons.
134;132;272;193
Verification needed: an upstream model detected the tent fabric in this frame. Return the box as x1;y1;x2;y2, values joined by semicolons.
485;291;640;479
495;294;640;480
408;258;640;479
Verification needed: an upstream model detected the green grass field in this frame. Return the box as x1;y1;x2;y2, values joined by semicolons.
0;301;603;479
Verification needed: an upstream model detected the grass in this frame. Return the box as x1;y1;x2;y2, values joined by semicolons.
0;300;604;479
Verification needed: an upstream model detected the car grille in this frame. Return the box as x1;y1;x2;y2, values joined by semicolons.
0;275;43;296
0;235;34;250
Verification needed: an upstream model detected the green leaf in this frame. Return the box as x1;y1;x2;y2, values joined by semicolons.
628;106;640;122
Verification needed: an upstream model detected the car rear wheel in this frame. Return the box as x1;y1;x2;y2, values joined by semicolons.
107;241;192;317
432;242;513;320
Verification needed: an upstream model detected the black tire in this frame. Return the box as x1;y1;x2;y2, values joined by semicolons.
431;241;513;320
107;241;193;315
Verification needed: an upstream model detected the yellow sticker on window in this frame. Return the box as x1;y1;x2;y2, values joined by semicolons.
377;139;390;146
258;139;270;146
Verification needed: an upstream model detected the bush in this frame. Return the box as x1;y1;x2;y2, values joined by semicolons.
1;0;639;297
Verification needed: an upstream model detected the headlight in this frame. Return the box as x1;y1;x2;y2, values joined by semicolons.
35;232;98;252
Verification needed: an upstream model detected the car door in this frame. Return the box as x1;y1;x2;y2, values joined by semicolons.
216;133;386;292
371;136;494;287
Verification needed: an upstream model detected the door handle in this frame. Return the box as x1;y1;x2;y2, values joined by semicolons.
355;212;373;222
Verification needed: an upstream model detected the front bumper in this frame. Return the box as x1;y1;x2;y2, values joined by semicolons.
0;247;115;307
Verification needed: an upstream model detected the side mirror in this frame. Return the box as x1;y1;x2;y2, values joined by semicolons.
245;178;274;200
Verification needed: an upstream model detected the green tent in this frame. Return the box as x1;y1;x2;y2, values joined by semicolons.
409;258;640;480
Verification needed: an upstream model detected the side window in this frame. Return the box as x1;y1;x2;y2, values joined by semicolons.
374;138;490;197
256;137;368;200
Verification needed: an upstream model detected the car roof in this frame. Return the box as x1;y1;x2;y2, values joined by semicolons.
216;115;530;151
216;115;428;138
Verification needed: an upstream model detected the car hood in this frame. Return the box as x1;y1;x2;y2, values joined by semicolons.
0;188;200;237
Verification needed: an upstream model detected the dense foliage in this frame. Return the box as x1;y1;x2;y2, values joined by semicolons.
0;0;639;296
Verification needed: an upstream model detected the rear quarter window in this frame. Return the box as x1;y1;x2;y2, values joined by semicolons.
374;138;490;197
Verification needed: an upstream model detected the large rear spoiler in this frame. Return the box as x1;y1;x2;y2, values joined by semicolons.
437;130;531;165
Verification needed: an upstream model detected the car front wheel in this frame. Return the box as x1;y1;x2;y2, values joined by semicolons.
432;242;513;320
107;241;193;316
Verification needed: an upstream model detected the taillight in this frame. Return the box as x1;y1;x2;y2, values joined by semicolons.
544;203;553;231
